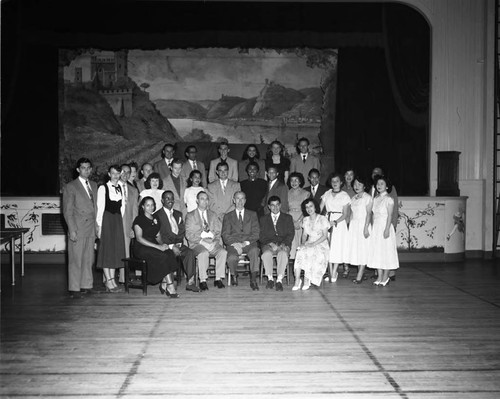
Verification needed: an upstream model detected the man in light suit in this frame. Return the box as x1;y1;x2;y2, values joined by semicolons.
207;162;241;222
222;191;260;290
185;191;227;290
289;137;321;187
263;166;289;214
305;168;328;204
180;144;207;187
162;158;187;217
156;190;199;292
154;143;176;181
62;157;98;298
137;162;153;194
208;141;238;183
118;163;139;283
259;196;295;292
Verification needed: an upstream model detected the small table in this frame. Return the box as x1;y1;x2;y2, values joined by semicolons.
1;228;29;286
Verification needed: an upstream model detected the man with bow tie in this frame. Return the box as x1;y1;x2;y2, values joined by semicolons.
155;191;199;292
62;157;98;298
259;196;294;291
185;191;227;290
222;191;260;290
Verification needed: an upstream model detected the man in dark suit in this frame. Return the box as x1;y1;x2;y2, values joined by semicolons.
222;191;260;290
62;157;98;298
156;190;199;292
263;166;289;214
118;163;139;283
259;195;294;291
185;191;227;290
306;168;328;203
154;143;176;181
162;159;187;216
180;145;207;188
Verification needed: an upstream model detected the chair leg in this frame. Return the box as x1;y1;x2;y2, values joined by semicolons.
124;261;130;293
142;267;148;296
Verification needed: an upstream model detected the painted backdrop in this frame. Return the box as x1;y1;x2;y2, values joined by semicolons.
60;48;337;185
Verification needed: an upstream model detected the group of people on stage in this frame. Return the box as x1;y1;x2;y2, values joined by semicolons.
62;137;399;299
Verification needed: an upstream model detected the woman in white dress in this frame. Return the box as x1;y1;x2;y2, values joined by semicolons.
184;170;204;213
139;173;164;211
293;198;330;290
367;176;399;286
345;176;372;284
320;173;351;282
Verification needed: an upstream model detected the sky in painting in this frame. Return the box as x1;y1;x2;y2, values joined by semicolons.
127;48;324;101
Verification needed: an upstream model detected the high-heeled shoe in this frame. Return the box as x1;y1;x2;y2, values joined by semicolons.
105;279;121;293
352;278;363;284
292;279;302;291
379;278;390;287
331;272;338;282
159;284;166;295
372;280;381;286
165;283;179;298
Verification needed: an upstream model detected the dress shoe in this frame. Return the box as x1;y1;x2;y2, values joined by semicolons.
214;279;225;289
250;281;259;291
165;284;180;298
199;281;209;291
275;281;283;291
292;278;302;291
379;278;390;287
231;275;238;286
68;290;82;299
80;289;92;294
266;280;275;289
185;283;200;292
389;275;396;282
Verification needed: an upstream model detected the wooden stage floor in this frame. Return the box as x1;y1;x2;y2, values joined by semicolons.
1;259;500;398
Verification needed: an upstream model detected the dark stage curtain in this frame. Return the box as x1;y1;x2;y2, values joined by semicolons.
382;4;430;128
335;47;429;196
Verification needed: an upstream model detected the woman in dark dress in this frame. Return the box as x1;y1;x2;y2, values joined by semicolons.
96;165;126;293
265;140;290;184
132;196;179;298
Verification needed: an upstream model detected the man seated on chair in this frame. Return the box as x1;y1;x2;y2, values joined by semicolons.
259;195;294;292
156;190;199;293
185;191;227;290
222;191;260;290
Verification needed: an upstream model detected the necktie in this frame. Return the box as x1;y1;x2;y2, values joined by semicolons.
122;184;127;204
85;180;94;204
169;210;178;234
221;181;226;194
113;185;121;195
238;211;243;229
202;212;209;232
272;215;278;231
193;160;198;170
312;186;316;197
302;154;306;163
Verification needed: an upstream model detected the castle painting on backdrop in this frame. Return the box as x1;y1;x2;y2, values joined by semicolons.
60;48;338;185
